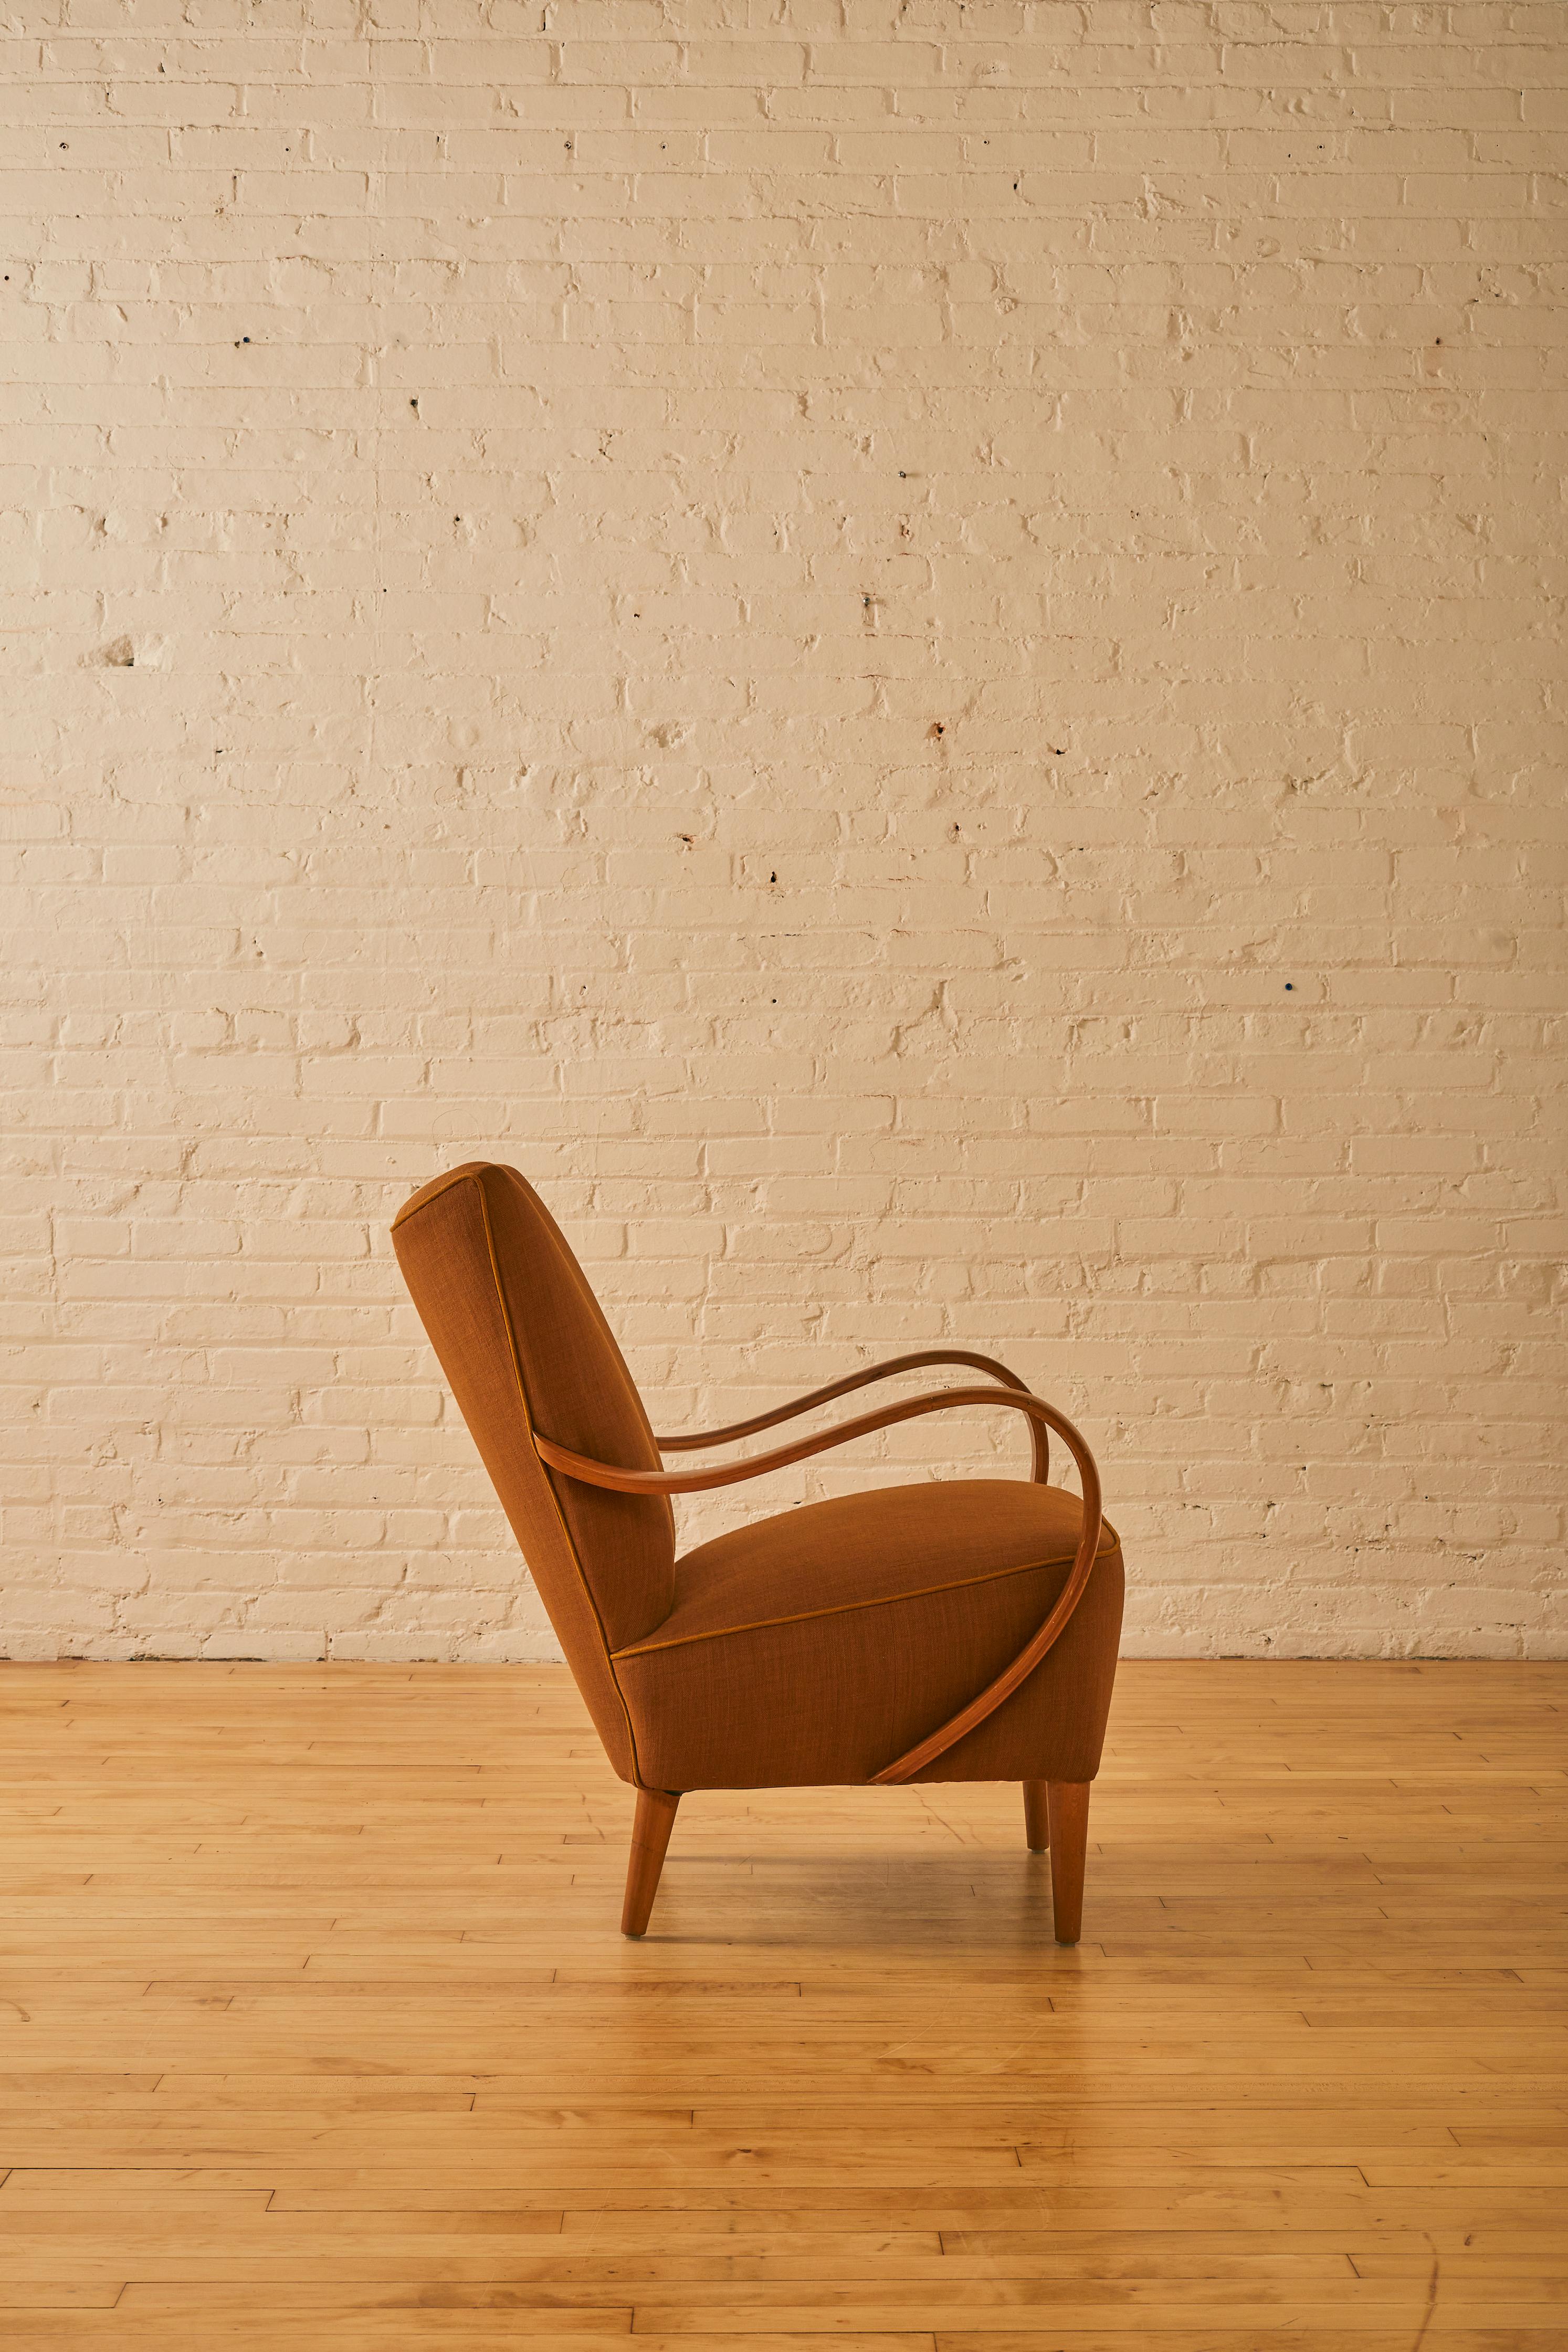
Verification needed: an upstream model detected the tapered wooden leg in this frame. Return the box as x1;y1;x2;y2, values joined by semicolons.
1047;1781;1090;1945
621;1788;680;1938
1023;1780;1050;1854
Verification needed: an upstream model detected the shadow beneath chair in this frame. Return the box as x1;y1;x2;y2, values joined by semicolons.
629;1848;1078;1956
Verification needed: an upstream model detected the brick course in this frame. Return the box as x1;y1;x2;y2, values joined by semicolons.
3;3;1564;1662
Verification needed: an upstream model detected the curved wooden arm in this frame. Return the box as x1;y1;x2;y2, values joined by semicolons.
535;1387;1104;1786
862;1394;1102;1785
538;1384;1073;1500
654;1348;1048;1483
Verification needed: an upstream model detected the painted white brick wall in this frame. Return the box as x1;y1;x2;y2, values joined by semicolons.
3;4;1564;1664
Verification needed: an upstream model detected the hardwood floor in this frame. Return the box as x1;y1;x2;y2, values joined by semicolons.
1;1659;1564;2349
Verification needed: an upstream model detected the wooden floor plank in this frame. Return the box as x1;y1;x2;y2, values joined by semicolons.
0;1658;1563;2349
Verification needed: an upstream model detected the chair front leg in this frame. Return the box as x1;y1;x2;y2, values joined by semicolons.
622;1787;681;1938
1047;1781;1091;1945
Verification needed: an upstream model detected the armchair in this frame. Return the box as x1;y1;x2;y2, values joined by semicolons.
392;1163;1123;1943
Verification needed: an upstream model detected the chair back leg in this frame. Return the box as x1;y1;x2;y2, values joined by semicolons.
1023;1780;1050;1853
1047;1781;1091;1944
622;1788;681;1937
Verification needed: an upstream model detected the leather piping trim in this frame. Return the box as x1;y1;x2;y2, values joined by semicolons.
392;1163;487;1231
396;1169;647;1788
612;1527;1117;1660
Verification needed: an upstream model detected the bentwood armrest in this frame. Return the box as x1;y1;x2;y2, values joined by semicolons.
535;1383;1094;1506
653;1348;1049;1480
534;1386;1103;1787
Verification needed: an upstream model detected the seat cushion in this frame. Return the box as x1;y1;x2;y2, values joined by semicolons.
612;1480;1123;1791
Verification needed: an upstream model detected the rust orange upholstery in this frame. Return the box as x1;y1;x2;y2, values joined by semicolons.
392;1160;1124;1938
391;1162;673;1779
615;1483;1123;1791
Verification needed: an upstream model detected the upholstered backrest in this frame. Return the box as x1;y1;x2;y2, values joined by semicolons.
391;1163;675;1782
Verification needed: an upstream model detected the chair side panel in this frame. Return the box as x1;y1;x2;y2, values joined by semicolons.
615;1542;1124;1791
